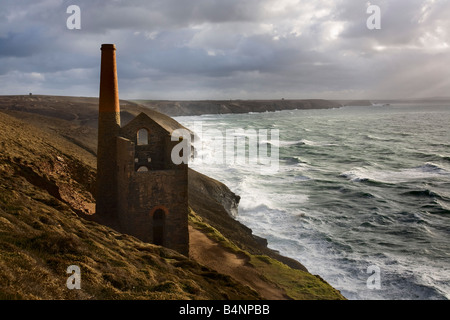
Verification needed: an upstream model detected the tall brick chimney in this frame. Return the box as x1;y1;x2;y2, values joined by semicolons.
96;44;121;220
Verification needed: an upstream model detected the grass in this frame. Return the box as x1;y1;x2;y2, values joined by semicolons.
188;208;247;256
0;111;260;300
0;107;345;300
189;208;345;300
250;255;345;300
0;193;260;299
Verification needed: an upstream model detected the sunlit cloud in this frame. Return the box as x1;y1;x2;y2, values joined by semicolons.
0;0;449;100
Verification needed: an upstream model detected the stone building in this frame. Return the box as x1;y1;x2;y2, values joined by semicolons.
95;44;189;256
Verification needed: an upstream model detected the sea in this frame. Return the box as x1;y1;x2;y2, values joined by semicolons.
175;103;450;300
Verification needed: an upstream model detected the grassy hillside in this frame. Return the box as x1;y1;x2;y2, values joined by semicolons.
0;95;345;300
0;111;261;299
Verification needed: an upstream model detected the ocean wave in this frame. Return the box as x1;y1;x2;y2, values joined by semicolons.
339;168;384;183
299;139;339;147
436;200;450;212
417;162;449;173
364;134;400;142
428;200;450;214
402;189;449;201
298;139;316;146
340;163;450;184
350;191;377;199
391;131;413;137
280;155;310;165
275;139;309;147
408;151;450;162
274;139;338;147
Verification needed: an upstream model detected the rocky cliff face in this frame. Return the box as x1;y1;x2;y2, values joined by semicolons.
188;169;240;218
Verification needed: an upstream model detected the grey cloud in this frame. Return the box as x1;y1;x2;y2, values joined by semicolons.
0;31;44;57
0;0;449;99
77;0;265;34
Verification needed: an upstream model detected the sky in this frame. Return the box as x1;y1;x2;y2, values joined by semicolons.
0;0;449;100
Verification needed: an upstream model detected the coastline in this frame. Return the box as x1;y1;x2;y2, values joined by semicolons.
131;99;343;116
0;94;346;299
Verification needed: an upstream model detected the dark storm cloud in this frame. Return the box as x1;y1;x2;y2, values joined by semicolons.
73;0;264;34
0;30;44;58
0;0;449;99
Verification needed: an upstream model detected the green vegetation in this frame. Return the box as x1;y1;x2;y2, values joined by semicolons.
189;208;345;300
189;208;246;255
249;255;345;300
0;97;345;300
0;171;259;300
0;111;259;300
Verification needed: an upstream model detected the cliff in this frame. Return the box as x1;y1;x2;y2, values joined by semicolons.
0;95;345;300
332;100;373;107
131;99;342;116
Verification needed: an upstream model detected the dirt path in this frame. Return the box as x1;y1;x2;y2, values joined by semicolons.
189;226;290;300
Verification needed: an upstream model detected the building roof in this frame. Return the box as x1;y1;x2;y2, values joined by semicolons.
120;107;191;135
121;112;171;134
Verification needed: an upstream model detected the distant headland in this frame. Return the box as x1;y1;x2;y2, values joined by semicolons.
131;99;343;116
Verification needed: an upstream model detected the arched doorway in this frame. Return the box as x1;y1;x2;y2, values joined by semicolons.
152;208;165;246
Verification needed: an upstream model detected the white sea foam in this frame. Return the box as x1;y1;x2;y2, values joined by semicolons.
178;104;450;300
278;140;305;146
341;163;450;184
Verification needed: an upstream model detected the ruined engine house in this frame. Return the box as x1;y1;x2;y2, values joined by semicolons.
95;44;189;256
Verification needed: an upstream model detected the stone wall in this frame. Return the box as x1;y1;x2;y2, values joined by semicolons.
125;169;188;255
115;117;189;256
120;113;171;170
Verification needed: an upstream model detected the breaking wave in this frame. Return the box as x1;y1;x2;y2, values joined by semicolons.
340;163;449;184
176;104;450;300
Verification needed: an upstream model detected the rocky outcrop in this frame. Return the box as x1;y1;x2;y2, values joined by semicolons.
188;169;240;218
